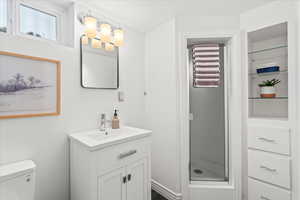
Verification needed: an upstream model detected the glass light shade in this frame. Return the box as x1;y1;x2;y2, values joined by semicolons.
91;38;102;48
100;23;112;43
81;35;89;45
105;42;115;51
84;16;97;38
113;29;124;47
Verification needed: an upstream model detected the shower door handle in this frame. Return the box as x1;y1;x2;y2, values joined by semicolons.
189;113;194;120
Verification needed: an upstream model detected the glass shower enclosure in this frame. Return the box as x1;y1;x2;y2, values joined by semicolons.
188;41;229;182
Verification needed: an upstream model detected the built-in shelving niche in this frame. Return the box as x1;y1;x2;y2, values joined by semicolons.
248;22;288;119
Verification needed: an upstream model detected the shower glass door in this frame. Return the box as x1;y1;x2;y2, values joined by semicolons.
189;43;228;182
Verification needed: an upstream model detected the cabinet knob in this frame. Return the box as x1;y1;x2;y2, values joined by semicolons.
127;174;132;181
123;176;127;184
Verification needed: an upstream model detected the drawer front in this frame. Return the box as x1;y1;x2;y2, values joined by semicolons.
248;178;291;200
248;126;290;155
248;150;291;189
94;137;150;172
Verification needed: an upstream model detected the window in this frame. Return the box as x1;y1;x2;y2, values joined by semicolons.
0;0;8;33
19;4;57;41
0;0;70;46
192;44;221;87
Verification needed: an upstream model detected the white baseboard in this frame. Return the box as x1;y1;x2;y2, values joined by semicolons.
151;179;182;200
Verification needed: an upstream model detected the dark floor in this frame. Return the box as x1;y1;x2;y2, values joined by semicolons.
152;190;167;200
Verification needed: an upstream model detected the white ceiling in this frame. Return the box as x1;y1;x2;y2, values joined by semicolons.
62;0;277;32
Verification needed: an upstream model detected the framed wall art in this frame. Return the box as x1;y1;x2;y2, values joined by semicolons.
0;51;61;119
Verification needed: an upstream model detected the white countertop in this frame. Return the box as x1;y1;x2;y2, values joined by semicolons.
69;126;152;151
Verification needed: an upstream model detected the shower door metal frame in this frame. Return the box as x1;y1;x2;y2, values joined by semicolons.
188;43;229;182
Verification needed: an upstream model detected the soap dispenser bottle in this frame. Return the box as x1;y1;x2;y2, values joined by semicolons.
112;109;120;129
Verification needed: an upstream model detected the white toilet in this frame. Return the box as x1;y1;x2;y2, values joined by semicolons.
0;160;36;200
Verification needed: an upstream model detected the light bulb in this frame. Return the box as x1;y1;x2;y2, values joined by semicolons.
81;35;89;45
105;43;115;51
84;16;97;38
113;29;124;47
100;23;112;43
91;38;102;48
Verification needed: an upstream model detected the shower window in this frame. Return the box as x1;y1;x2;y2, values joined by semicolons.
0;0;8;33
192;44;221;88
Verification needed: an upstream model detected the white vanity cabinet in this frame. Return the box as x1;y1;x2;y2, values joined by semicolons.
69;127;152;200
98;158;148;200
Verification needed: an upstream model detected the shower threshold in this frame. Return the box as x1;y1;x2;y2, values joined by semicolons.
190;162;227;182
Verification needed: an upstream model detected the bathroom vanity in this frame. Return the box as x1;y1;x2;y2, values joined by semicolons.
69;126;152;200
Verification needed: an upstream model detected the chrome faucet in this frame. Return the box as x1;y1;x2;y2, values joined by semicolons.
100;113;106;132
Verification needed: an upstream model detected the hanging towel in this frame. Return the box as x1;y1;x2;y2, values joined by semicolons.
192;44;220;88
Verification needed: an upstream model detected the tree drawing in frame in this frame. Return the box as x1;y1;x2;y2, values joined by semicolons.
0;51;61;119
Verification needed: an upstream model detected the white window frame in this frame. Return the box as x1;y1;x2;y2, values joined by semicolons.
13;0;63;44
0;0;12;35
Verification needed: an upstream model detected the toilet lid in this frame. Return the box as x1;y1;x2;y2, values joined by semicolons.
0;160;36;183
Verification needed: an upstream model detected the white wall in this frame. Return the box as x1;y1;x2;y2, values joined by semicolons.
176;15;242;200
145;14;242;200
0;5;146;200
176;15;240;33
145;19;182;196
144;14;242;200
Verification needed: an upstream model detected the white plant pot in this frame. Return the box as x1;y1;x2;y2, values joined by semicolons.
260;86;276;98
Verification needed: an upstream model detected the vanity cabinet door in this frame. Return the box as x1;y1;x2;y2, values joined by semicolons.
98;167;127;200
126;158;148;200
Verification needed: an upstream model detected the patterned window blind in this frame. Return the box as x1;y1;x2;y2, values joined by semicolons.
192;44;220;88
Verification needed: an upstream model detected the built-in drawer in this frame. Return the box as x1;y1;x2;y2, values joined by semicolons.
248;126;290;155
248;149;291;189
93;137;150;172
248;178;291;200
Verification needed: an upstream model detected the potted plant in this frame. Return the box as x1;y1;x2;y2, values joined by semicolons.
258;79;280;98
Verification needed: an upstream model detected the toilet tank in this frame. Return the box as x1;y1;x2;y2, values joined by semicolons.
0;160;36;200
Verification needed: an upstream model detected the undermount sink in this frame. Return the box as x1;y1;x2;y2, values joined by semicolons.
69;126;151;151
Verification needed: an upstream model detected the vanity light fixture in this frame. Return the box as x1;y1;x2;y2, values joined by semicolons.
79;12;124;51
100;23;112;43
113;29;124;47
105;42;115;51
84;16;97;38
91;38;102;48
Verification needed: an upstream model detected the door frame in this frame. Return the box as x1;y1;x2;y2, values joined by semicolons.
177;31;242;200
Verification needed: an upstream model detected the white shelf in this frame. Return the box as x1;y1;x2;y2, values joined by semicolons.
248;70;288;77
248;23;288;120
248;45;287;55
